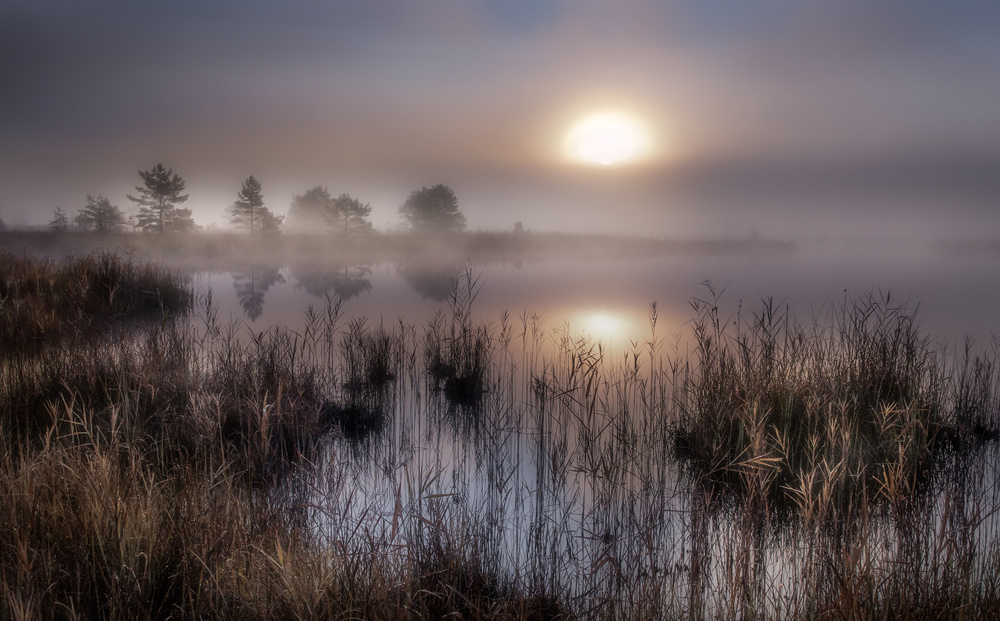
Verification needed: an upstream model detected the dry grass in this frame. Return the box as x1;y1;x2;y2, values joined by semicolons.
672;289;963;525
2;252;1000;619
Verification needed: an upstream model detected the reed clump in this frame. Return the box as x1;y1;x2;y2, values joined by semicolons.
672;289;997;523
0;251;193;447
0;253;568;620
320;318;398;442
426;269;493;408
4;249;1000;619
0;249;190;353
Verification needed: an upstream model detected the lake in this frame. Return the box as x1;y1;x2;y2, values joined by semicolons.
195;237;1000;350
4;230;999;616
181;235;1000;615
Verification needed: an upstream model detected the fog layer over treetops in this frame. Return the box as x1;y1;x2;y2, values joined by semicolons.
2;0;1000;238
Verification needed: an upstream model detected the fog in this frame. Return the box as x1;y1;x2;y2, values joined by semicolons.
4;6;1000;611
3;0;1000;238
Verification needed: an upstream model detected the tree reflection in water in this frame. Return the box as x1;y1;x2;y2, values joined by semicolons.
397;262;463;302
290;263;373;301
231;267;285;321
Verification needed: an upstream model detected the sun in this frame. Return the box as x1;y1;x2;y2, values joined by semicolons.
586;313;624;336
574;311;631;342
565;111;650;166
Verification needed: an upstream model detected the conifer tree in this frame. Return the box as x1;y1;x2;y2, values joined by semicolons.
76;195;125;232
230;175;282;235
230;175;264;234
49;207;70;232
127;163;194;233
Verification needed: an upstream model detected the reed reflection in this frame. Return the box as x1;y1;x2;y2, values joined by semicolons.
316;317;400;467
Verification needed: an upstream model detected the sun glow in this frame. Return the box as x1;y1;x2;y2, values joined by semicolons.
565;111;650;166
583;312;626;339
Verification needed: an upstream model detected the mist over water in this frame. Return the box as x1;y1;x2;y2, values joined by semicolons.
5;0;1000;613
194;239;1000;352
3;229;1000;616
177;235;1000;613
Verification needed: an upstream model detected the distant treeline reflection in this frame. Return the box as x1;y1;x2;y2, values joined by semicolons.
230;261;467;320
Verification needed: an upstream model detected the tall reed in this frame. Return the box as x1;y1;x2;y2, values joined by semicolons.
3;251;1000;619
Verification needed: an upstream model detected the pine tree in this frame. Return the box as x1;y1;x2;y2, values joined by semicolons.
49;207;70;232
73;211;91;231
398;184;466;233
76;195;125;232
325;193;373;234
229;175;266;234
127;163;194;233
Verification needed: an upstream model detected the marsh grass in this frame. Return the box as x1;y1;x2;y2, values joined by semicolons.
426;269;493;409
672;287;996;527
319;317;398;443
0;249;190;352
3;252;1000;619
0;250;192;448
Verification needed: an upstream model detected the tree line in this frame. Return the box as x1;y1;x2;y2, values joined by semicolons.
49;163;468;235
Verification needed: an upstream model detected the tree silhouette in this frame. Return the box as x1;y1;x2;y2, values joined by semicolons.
287;186;331;233
127;163;194;233
49;207;70;232
398;184;466;233
229;175;281;235
76;195;125;232
73;212;90;231
259;208;284;236
325;193;373;235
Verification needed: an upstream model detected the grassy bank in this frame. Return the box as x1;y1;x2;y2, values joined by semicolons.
0;249;190;345
2;253;1000;619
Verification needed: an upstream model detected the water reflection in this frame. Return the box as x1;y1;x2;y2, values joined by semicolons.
290;262;373;301
232;267;285;321
184;245;1000;615
397;262;463;302
204;242;1000;354
318;318;400;465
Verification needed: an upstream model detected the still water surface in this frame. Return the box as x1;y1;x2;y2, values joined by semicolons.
194;239;999;349
186;238;1000;612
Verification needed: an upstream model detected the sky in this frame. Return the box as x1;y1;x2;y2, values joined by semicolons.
2;0;1000;238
